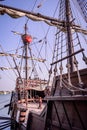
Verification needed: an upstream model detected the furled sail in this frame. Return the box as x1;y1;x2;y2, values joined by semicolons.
1;4;76;33
0;4;87;34
77;0;87;23
0;4;62;27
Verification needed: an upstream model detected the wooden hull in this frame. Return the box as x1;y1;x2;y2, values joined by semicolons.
44;96;87;130
24;96;87;130
26;69;87;130
11;69;87;130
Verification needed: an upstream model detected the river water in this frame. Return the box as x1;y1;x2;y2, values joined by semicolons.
0;94;11;130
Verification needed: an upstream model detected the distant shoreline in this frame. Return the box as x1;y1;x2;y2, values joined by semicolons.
0;91;11;95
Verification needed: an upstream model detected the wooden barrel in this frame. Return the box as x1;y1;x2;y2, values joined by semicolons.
19;108;27;123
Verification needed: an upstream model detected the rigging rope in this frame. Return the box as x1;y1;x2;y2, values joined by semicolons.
0;44;18;77
62;78;87;92
0;116;17;130
18;46;25;75
77;0;87;23
48;0;87;93
26;0;38;24
28;45;38;78
30;37;49;78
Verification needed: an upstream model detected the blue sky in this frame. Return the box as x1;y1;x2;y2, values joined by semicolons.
0;0;87;91
0;0;58;91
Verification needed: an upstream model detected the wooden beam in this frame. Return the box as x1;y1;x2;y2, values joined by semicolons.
51;48;84;65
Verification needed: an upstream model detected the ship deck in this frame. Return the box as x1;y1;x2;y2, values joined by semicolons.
17;101;46;127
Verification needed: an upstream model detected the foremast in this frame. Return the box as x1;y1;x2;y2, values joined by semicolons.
21;23;32;106
23;24;28;80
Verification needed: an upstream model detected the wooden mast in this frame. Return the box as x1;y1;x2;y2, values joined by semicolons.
22;23;29;106
24;24;28;80
65;0;74;73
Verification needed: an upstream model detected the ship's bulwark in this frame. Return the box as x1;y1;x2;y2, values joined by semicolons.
25;99;87;130
25;69;87;130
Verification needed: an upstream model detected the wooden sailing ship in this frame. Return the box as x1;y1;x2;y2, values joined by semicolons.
0;0;87;130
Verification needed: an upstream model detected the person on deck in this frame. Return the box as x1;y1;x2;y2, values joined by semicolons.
38;97;42;109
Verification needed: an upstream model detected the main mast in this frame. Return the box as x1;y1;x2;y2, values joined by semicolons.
65;0;74;73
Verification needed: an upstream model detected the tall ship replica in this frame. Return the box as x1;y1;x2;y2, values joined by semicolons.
0;0;87;130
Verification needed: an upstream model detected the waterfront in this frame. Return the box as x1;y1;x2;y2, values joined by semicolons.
0;91;11;95
0;94;11;130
